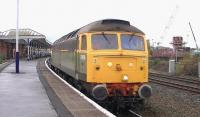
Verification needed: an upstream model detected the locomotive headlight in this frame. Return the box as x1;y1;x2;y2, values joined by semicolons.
122;75;128;81
129;63;133;67
107;62;113;67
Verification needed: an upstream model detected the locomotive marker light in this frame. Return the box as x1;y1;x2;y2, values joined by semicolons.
16;0;20;73
122;75;128;81
129;63;133;67
107;62;113;67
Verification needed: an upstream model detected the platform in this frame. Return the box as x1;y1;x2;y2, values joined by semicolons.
37;59;108;117
0;60;13;72
0;60;57;117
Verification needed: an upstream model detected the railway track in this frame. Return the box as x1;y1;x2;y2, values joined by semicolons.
128;110;142;117
149;72;200;94
115;109;142;117
150;72;200;84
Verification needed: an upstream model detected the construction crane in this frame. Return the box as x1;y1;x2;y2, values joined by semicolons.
158;5;179;46
189;22;199;50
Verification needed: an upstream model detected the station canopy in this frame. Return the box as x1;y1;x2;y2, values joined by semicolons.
0;28;52;47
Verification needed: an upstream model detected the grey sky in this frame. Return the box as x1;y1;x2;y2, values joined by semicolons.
0;0;199;48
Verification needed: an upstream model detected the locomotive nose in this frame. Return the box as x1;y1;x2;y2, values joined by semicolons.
138;84;152;99
92;84;108;101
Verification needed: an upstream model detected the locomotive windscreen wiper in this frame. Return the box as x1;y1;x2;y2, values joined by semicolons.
102;33;111;45
128;34;135;47
128;34;135;43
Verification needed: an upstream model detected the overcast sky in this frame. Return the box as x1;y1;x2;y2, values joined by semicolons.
0;0;199;48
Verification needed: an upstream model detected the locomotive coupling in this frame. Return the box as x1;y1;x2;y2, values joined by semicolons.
92;84;108;101
138;84;152;99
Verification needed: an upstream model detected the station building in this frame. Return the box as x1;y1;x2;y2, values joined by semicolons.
0;29;51;60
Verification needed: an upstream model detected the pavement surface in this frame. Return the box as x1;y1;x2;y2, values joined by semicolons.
0;60;58;117
37;59;107;117
0;60;14;72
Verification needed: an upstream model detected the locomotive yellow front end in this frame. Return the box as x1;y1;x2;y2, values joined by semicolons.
84;32;152;101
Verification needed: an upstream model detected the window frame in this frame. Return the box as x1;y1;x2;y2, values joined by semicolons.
120;34;145;51
91;33;118;50
81;35;87;50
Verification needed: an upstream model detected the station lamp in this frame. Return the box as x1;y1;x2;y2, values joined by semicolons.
16;0;19;73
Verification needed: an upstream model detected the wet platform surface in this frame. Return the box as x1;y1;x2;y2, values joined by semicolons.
37;59;108;117
0;60;57;117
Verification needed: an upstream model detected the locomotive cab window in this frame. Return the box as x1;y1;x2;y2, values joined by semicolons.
81;35;87;50
91;34;118;50
121;34;144;51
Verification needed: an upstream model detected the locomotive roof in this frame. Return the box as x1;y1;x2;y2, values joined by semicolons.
54;19;145;44
78;19;144;34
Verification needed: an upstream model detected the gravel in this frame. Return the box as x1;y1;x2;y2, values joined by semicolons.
137;83;200;117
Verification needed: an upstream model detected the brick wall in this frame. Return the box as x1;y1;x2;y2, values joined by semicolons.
0;40;27;59
0;40;7;59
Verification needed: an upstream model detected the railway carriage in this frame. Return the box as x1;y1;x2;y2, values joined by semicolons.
50;19;152;107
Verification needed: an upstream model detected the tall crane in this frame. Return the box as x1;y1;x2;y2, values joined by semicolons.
189;22;199;50
158;5;179;46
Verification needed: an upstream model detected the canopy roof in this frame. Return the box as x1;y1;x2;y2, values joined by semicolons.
0;28;52;47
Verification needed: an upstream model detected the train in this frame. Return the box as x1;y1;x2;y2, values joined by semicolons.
50;19;152;108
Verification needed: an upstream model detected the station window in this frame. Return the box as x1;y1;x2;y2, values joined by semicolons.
81;35;87;50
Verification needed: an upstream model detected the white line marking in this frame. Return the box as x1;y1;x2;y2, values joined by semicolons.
45;59;116;117
129;110;142;117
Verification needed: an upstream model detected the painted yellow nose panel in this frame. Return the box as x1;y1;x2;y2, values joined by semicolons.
102;57;137;71
91;56;148;83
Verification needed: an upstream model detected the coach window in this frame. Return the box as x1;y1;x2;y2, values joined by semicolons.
81;35;87;50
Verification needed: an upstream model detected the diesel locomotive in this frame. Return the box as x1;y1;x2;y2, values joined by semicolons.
50;19;152;107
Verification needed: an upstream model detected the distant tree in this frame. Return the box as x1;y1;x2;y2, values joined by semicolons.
180;54;199;76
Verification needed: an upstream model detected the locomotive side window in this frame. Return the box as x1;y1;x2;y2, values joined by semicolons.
91;34;118;50
81;35;87;50
121;34;144;51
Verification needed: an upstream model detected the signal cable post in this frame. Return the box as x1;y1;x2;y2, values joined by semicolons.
198;62;200;79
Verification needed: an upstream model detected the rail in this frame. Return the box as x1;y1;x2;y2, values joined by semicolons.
150;72;200;84
149;72;200;94
129;110;142;117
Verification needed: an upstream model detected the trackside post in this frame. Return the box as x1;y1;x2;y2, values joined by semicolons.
198;62;200;79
